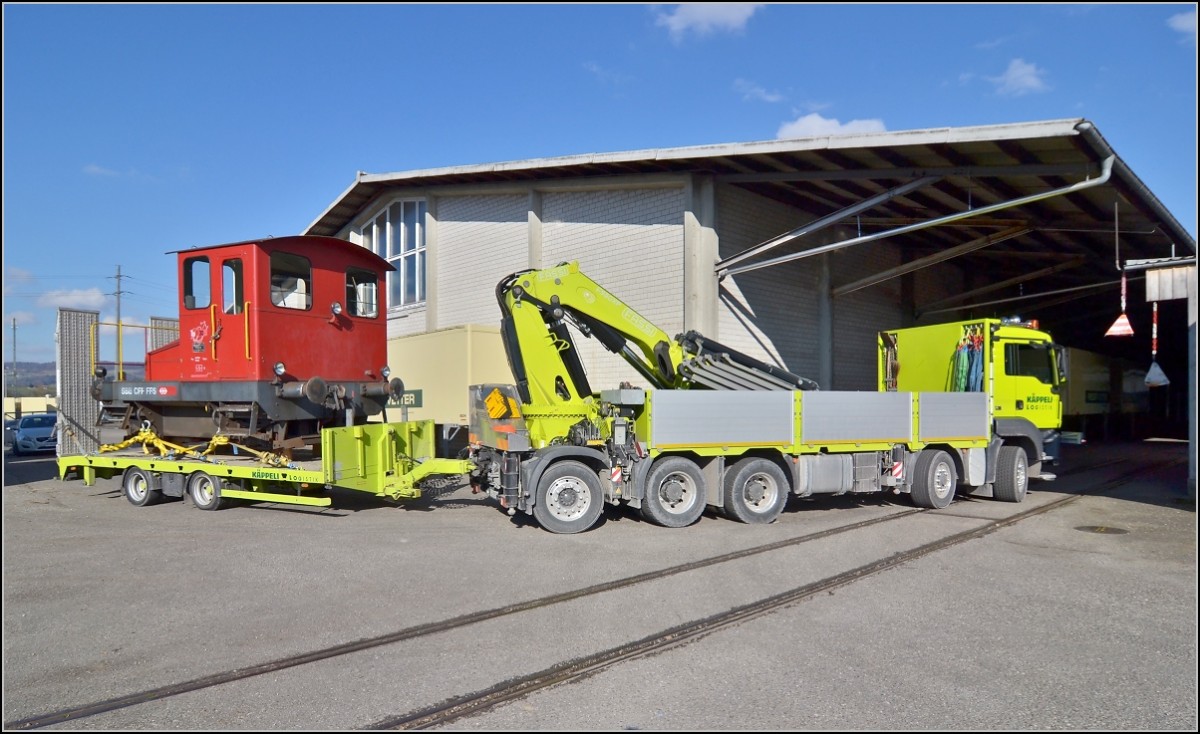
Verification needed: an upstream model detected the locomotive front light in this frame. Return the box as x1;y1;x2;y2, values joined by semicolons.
330;301;343;316
274;361;287;377
93;366;107;379
381;366;391;379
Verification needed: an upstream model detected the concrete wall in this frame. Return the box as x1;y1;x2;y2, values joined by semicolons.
384;324;513;425
4;397;57;419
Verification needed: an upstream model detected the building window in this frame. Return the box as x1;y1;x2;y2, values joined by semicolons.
358;199;426;309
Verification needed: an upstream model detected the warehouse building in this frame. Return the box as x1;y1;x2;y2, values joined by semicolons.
304;118;1195;434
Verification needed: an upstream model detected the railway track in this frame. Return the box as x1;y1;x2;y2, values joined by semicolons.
3;453;1170;731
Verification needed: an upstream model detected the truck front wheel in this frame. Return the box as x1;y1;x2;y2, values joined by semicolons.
993;445;1028;503
534;461;603;534
723;457;787;524
641;456;706;528
910;450;957;509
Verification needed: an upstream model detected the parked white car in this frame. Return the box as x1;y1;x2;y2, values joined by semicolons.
11;413;57;455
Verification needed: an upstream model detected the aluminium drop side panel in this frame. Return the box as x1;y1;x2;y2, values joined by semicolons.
799;391;913;445
56;309;101;455
649;390;793;449
917;392;990;442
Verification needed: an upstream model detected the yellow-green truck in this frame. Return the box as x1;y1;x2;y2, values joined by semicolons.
878;317;1065;483
467;262;1062;534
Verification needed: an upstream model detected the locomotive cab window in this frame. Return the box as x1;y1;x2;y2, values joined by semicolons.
223;259;244;314
183;257;211;310
270;252;311;310
345;267;379;318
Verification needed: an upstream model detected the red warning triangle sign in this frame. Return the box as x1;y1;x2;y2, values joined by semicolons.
1105;313;1134;337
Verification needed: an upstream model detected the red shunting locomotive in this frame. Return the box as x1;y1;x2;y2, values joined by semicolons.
92;235;403;453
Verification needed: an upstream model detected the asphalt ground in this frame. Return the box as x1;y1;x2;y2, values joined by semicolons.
1;440;1196;731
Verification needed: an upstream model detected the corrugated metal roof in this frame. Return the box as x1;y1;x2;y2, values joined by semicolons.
306;118;1195;372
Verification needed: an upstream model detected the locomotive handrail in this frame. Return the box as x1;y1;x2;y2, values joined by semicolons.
243;301;251;359
209;304;219;362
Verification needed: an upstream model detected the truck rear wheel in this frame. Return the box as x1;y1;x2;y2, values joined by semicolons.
188;471;225;511
640;456;706;528
910;449;957;509
122;467;161;507
723;457;787;524
534;460;603;534
993;445;1028;503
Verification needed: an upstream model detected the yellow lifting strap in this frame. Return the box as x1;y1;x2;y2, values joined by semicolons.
98;423;295;468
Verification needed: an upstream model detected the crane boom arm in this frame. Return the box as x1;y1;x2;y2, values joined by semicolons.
496;261;818;411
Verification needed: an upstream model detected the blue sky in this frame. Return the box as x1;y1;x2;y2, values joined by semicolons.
3;3;1196;366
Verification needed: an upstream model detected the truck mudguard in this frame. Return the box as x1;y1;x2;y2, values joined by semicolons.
993;417;1043;472
518;445;612;512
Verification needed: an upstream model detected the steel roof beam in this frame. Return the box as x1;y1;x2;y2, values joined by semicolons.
915;256;1089;315
714;176;941;274
833;225;1031;298
718;157;1114;279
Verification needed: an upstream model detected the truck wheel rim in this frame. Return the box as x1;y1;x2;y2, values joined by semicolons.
546;476;590;520
194;477;215;505
658;472;696;514
743;472;779;513
933;463;953;499
126;474;147;501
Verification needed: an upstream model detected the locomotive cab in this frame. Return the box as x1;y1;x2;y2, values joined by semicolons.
93;235;403;453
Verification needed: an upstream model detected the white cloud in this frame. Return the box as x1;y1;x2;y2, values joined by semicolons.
83;163;120;177
36;288;107;310
656;3;762;42
988;58;1050;96
734;78;783;103
974;35;1012;51
777;112;886;139
4;266;35;287
583;61;631;86
1168;10;1197;45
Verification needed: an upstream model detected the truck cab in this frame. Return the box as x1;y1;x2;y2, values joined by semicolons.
878;317;1066;473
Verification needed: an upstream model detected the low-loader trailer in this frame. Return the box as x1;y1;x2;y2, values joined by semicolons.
57;420;473;511
468;262;1065;534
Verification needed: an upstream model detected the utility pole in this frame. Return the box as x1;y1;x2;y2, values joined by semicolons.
108;266;128;379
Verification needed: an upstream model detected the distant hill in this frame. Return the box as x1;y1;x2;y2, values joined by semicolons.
3;362;153;397
5;361;58;396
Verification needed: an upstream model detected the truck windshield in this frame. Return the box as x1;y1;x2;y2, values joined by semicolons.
1004;343;1056;385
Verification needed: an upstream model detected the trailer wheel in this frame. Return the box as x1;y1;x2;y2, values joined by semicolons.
641;456;706;528
122;467;160;507
910;449;957;509
723;457;787;524
188;471;224;511
533;460;603;534
993;445;1028;503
